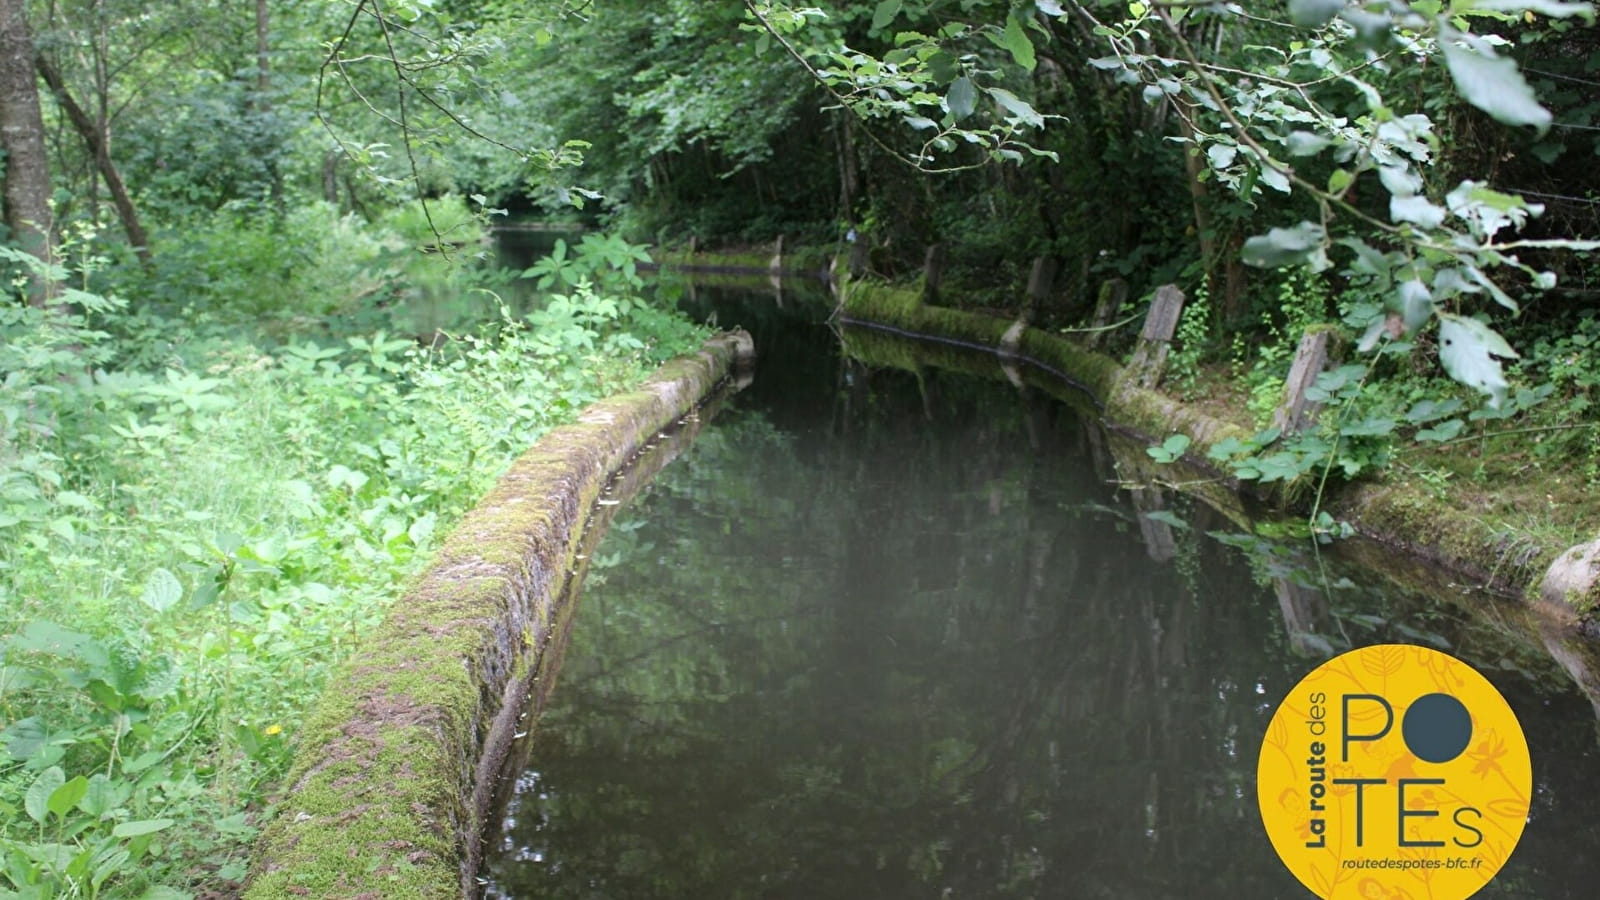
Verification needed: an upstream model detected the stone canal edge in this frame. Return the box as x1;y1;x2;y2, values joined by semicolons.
243;331;755;900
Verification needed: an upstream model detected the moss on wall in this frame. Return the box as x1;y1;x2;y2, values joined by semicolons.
244;332;754;900
837;280;1595;626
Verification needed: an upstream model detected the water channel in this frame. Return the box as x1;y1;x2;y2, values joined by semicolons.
480;277;1600;898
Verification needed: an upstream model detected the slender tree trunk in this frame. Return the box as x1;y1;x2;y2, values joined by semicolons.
0;0;53;301
35;54;150;266
256;0;284;218
256;0;270;97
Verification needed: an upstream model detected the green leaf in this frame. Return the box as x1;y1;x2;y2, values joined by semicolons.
1241;222;1327;268
25;767;66;824
1289;0;1348;27
1437;313;1518;407
871;0;901;31
48;776;89;821
1146;434;1192;463
1143;509;1191;530
140;568;183;614
1286;131;1332;156
113;818;175;838
1002;14;1037;71
1438;27;1552;133
1415;419;1467;442
947;77;977;120
1391;194;1446;228
986;87;1044;127
1;717;50;762
78;773;122;818
927;50;961;85
1396;279;1434;332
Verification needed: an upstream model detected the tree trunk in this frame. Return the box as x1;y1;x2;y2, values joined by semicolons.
35;53;151;266
0;0;52;301
256;0;283;216
256;0;270;97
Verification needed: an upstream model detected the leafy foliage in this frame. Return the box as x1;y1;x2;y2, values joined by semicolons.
0;245;706;897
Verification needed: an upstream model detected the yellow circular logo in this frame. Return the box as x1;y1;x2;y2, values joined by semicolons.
1257;644;1531;900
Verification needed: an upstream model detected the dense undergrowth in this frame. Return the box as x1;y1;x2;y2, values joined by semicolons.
0;221;705;898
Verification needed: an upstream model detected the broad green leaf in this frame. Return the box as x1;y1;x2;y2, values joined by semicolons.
987;88;1044;127
1391;194;1446;228
140;568;182;614
1286;131;1332;156
1;717;50;762
1241;222;1326;268
113;818;175;838
1002;14;1037;71
48;776;89;821
8;622;109;669
905;116;938;130
1396;280;1434;331
1378;165;1422;198
1437;313;1518;406
78;773;122;818
25;767;66;824
1289;0;1348;27
1143;509;1191;529
1439;27;1552;133
1415;419;1467;442
871;0;901;31
1259;165;1292;193
947;77;977;120
927;50;961;85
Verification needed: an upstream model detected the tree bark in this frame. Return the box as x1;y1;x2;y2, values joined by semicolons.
256;0;283;217
0;0;53;300
35;53;151;266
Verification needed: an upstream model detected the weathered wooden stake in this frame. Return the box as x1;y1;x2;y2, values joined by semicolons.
1125;284;1185;390
687;234;698;256
848;233;869;278
1274;329;1333;435
770;234;785;272
922;243;945;302
1026;256;1057;314
1085;278;1128;349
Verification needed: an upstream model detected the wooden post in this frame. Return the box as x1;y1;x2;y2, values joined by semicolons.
1026;256;1057;315
1125;284;1185;390
848;235;869;278
687;234;698;256
1274;329;1334;435
1085;278;1128;349
922;243;945;302
769;234;784;272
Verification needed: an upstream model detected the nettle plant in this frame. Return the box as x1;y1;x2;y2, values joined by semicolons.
1088;0;1600;409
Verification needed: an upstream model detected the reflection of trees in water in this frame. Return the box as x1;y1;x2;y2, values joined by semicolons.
485;363;1600;900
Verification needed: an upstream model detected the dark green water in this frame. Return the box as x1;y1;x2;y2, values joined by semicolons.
482;283;1600;899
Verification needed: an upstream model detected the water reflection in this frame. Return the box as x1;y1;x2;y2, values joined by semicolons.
484;288;1600;899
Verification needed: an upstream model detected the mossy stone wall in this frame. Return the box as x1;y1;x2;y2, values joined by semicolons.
244;332;754;899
